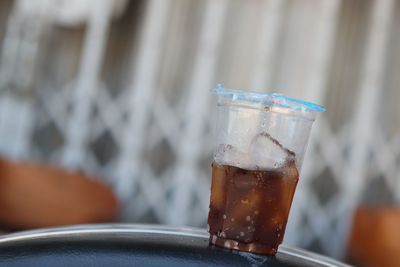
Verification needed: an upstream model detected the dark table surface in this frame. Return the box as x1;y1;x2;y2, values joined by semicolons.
0;224;351;267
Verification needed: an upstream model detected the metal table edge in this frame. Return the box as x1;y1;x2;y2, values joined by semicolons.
0;223;352;267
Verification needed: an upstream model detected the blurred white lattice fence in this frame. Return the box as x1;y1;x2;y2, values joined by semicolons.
1;0;400;260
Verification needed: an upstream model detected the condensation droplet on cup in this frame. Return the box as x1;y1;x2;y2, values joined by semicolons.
248;243;257;252
231;218;235;222
241;199;249;204
223;214;227;219
240;232;244;237
246;216;251;222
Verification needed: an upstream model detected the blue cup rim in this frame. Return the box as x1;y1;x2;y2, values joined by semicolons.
212;84;326;113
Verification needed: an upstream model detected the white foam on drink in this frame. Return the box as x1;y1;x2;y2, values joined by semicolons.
214;144;252;169
214;132;294;170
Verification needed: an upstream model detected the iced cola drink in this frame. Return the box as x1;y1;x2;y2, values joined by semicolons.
208;85;324;255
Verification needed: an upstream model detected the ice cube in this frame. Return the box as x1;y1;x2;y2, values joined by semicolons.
214;144;252;169
248;132;295;169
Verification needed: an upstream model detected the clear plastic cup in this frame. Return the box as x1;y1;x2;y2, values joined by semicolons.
207;84;325;255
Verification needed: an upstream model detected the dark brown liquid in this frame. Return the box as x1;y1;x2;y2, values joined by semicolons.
208;161;299;255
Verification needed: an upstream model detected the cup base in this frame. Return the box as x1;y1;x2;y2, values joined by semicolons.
209;235;278;256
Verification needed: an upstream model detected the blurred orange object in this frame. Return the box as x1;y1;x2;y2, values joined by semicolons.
0;157;119;230
347;206;400;267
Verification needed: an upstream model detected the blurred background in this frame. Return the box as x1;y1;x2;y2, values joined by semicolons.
0;0;400;265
